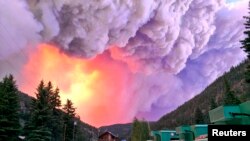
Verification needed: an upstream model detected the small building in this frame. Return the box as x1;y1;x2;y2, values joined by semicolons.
98;131;119;141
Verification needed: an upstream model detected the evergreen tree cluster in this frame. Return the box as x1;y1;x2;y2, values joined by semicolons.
0;75;20;141
0;75;84;141
62;99;76;141
193;76;241;125
223;77;241;105
131;118;151;141
241;1;250;100
194;108;204;124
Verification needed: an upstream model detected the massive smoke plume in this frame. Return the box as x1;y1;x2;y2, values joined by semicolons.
0;0;248;126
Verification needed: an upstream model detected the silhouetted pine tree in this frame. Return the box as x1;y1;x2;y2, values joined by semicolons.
210;97;217;110
131;118;141;141
241;2;250;100
63;99;76;141
241;2;250;60
140;120;151;140
47;82;63;141
0;75;20;141
49;86;61;110
131;118;150;141
194;108;204;124
27;81;52;141
223;77;241;105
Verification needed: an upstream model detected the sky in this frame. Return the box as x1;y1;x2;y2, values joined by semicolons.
227;0;241;3
0;0;248;127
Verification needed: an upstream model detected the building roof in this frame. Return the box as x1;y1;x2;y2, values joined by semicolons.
98;131;119;139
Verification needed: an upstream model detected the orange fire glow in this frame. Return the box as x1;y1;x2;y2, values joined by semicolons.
19;44;132;127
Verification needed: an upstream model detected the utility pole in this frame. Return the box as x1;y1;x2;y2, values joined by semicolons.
73;121;77;141
63;124;67;141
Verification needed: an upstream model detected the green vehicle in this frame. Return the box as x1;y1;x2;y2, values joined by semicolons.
151;125;207;141
209;100;250;125
151;130;179;141
150;100;250;141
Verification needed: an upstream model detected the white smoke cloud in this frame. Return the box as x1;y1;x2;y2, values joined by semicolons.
0;0;42;58
0;0;248;124
27;0;160;57
0;0;42;78
136;0;248;120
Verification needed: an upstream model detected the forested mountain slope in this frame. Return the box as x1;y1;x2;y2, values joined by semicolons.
151;60;250;130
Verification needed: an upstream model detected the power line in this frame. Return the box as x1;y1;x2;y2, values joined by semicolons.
0;21;41;94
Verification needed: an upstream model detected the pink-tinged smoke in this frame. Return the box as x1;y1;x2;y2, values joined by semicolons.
20;44;135;127
0;0;248;127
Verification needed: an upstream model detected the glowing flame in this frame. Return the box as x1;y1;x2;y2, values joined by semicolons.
20;44;132;127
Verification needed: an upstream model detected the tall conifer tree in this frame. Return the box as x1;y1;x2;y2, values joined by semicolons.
0;75;20;141
241;2;250;100
63;99;76;141
223;77;241;105
27;81;52;141
194;107;204;124
131;118;150;141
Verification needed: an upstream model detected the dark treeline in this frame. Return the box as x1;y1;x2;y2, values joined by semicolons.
130;118;151;141
0;75;93;141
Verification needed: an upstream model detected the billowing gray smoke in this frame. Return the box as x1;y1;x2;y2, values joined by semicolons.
0;0;248;124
